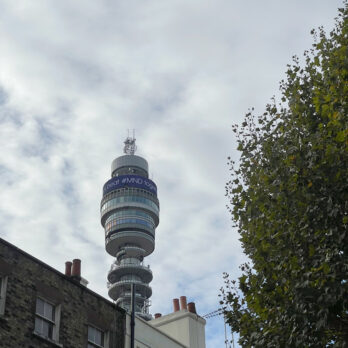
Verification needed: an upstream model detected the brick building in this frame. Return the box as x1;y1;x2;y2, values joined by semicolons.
0;238;125;348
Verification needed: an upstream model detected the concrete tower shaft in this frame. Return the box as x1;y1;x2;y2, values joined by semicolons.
101;137;159;320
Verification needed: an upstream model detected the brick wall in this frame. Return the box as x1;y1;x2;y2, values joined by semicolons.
0;238;125;348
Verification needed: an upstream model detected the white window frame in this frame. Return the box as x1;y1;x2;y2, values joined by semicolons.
0;275;8;315
87;325;109;348
34;297;61;343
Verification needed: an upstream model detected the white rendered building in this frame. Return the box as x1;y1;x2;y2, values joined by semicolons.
125;296;206;348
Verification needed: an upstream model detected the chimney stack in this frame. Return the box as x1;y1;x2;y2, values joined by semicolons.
180;296;187;310
65;261;72;276
187;302;197;314
71;259;81;278
173;298;180;312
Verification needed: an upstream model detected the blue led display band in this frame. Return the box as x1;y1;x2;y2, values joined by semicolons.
103;175;157;196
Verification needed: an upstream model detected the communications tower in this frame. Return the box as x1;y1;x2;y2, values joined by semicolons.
100;136;159;320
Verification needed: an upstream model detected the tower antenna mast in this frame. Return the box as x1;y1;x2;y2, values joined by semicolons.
123;129;137;155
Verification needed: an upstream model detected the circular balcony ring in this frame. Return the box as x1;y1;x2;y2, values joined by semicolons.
116;246;146;259
108;264;153;283
105;231;154;257
106;223;155;240
108;280;152;299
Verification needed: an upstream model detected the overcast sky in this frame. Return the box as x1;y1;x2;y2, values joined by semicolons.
0;1;343;346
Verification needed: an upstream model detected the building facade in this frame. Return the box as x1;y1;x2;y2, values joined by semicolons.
0;238;125;348
149;297;206;348
125;314;187;348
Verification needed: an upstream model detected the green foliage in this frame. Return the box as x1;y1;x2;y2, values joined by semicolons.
221;3;348;347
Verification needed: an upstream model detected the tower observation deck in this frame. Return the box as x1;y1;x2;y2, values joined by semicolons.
101;137;159;320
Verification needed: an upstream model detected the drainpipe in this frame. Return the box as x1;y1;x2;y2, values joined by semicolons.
130;284;135;348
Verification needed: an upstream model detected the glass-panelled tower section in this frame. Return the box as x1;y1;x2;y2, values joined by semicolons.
101;137;159;320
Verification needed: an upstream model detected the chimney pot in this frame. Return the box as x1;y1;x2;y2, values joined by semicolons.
187;302;197;314
154;313;162;319
71;259;81;278
65;261;72;276
180;296;187;310
173;298;180;312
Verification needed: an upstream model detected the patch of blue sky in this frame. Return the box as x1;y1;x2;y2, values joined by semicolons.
61;160;79;202
0;91;24;126
21;144;49;161
59;161;82;226
211;216;231;230
0;164;20;186
0;86;8;105
37;121;58;146
61;181;76;201
0;108;24;126
20;119;60;160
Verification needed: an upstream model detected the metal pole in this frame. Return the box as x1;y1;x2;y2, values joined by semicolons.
130;284;135;348
224;316;228;348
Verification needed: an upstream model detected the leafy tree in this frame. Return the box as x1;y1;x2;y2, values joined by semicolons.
221;3;348;347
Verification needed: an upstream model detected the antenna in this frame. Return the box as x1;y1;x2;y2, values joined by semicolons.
123;129;137;155
202;309;234;348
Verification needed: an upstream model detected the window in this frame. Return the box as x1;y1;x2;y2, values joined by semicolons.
105;217;154;233
0;276;8;315
34;298;60;342
88;326;105;347
101;196;159;214
106;209;155;225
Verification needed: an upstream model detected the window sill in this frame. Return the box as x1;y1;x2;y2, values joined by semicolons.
32;331;63;347
0;315;8;323
88;343;105;348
